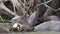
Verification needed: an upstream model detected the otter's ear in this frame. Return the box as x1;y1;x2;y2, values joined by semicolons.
27;11;39;26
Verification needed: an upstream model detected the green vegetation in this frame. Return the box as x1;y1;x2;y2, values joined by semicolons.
0;15;11;23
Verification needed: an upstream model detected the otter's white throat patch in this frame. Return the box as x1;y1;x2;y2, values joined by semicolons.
13;23;18;28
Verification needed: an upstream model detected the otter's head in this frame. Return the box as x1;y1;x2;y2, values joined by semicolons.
9;16;25;32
